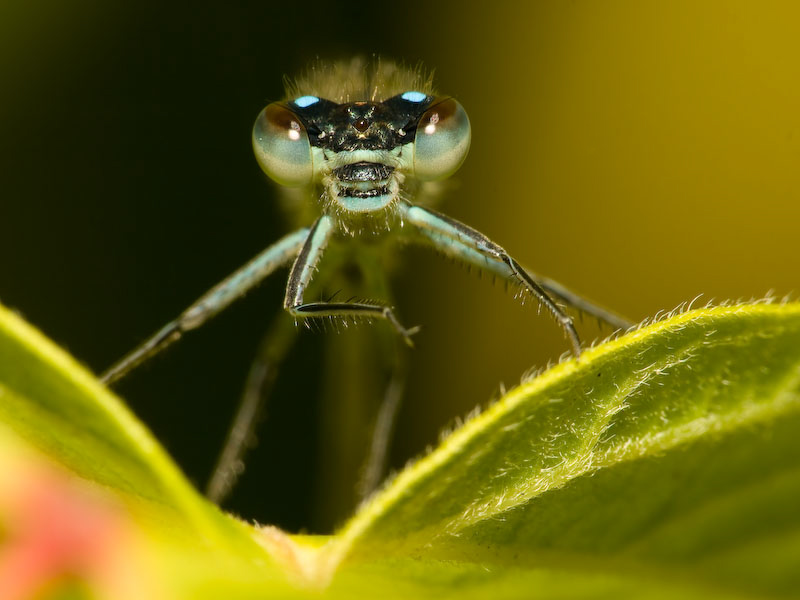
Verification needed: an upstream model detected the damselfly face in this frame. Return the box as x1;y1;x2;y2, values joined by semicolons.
101;59;630;509
252;85;470;228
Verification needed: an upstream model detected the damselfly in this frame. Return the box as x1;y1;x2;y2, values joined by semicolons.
101;58;630;506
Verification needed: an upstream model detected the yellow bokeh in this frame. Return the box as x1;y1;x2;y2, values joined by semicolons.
397;1;800;454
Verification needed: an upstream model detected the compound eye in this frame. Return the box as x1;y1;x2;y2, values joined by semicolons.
413;98;471;181
252;103;313;187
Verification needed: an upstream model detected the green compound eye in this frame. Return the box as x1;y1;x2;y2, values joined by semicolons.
252;103;313;187
412;98;471;182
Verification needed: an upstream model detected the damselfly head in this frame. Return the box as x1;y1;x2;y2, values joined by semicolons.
252;60;470;224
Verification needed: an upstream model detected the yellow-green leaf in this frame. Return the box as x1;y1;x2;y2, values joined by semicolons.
1;301;799;599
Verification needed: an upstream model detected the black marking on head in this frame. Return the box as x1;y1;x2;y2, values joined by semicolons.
287;93;437;152
333;162;394;182
338;186;390;199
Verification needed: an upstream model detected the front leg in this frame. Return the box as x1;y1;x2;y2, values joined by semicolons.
399;203;583;356
101;226;311;384
284;215;419;345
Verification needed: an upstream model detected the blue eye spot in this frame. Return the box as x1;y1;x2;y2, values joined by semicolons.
294;95;320;108
401;91;427;103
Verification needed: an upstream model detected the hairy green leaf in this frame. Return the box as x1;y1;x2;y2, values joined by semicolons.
0;302;798;599
329;302;800;598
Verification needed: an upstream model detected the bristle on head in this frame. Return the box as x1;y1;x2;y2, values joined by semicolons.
285;57;435;104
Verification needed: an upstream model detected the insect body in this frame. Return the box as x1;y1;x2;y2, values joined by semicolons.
101;59;629;504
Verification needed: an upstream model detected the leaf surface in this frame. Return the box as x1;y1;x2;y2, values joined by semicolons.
330;303;800;598
1;302;799;598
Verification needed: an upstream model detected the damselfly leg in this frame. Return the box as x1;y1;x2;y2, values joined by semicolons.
101;58;631;514
100;228;309;385
205;311;298;505
284;215;419;346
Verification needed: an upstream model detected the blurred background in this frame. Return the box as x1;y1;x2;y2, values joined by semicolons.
2;1;799;533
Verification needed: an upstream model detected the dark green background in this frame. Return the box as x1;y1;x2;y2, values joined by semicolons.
3;1;799;532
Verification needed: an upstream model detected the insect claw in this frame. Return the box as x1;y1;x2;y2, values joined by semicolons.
402;324;421;347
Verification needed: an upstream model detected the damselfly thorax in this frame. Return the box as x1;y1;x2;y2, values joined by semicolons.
101;58;630;508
